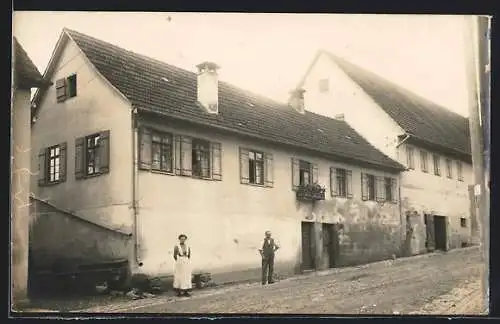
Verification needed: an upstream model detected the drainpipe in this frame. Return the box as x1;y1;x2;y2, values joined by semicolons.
131;107;143;267
395;134;410;256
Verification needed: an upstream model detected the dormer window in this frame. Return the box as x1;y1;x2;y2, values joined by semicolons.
319;78;329;93
56;74;77;103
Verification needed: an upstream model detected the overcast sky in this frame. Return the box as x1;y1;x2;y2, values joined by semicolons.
13;12;471;117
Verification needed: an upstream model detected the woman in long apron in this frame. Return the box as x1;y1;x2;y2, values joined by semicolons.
173;234;192;297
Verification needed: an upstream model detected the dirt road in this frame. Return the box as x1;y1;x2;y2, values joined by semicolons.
79;247;486;315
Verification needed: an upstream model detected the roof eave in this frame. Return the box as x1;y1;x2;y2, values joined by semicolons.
404;134;472;163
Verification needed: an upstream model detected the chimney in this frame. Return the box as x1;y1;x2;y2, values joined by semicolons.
289;88;306;114
196;61;220;114
334;113;345;121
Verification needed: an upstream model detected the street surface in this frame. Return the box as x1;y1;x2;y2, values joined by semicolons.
78;247;486;315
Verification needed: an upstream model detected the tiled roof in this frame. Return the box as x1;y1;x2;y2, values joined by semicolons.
324;51;471;156
13;37;49;88
64;29;404;171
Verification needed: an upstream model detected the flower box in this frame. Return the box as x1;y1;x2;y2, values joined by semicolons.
296;183;326;201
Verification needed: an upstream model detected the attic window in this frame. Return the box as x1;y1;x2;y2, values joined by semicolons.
319;78;329;93
161;77;169;82
247;102;255;107
56;74;77;103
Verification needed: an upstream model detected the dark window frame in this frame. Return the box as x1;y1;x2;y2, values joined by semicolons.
151;131;174;173
433;154;441;176
191;138;212;179
420;150;429;173
291;158;318;190
55;74;77;103
460;218;467;228
38;143;67;186
406;146;415;169
330;167;353;198
174;134;222;181
240;147;273;187
384;177;393;202
457;161;464;182
445;158;453;179
75;130;110;180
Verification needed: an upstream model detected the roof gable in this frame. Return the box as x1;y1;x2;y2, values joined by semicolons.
63;29;405;172
13;37;49;89
321;51;471;157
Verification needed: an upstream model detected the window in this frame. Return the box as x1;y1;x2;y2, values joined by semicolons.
420;150;428;173
48;146;61;182
406;146;415;169
292;158;318;190
319;79;329;93
75;130;110;179
38;143;67;186
330;167;352;198
446;158;453;179
152;132;173;172
460;218;467;228
433;154;441;176
362;173;398;203
138;128;174;173
384;177;396;202
192;139;211;178
240;148;273;187
361;173;376;201
457;161;464;181
55;74;77;103
174;135;222;180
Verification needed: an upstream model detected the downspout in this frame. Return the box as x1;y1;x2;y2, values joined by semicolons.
131;107;143;267
393;134;411;255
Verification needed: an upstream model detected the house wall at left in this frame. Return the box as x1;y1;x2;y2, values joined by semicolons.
30;36;134;271
12;88;31;305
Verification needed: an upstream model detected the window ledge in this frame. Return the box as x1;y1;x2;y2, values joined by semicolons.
39;181;63;187
243;182;269;188
150;170;176;176
79;172;107;180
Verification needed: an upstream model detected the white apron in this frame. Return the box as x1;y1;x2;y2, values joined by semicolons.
173;244;192;290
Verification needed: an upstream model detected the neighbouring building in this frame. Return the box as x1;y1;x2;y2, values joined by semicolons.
30;29;406;285
296;50;474;257
11;37;52;307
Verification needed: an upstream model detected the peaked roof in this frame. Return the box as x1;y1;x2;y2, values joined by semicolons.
315;50;471;158
45;29;405;172
13;37;51;89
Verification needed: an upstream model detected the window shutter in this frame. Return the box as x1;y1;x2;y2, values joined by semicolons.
37;148;47;186
138;128;152;171
239;148;250;184
346;170;353;198
312;163;319;184
330;167;337;197
264;153;274;187
391;178;398;203
180;136;192;176
59;142;67;182
75;137;85;179
376;176;385;202
99;130;110;174
291;158;300;190
174;135;181;175
211;142;222;181
361;173;368;201
56;78;67;103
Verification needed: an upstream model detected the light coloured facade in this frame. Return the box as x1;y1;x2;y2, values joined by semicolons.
298;50;474;256
29;30;406;284
11;37;51;307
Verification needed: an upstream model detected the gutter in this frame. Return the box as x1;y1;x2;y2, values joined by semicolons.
131;107;143;267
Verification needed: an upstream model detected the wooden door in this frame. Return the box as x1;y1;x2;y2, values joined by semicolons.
301;222;315;270
424;214;435;252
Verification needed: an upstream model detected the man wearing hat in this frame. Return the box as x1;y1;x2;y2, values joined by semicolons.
259;230;280;285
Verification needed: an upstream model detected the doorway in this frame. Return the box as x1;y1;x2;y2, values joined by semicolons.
301;222;315;270
424;214;435;252
322;223;339;268
434;215;448;251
